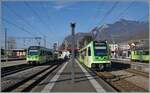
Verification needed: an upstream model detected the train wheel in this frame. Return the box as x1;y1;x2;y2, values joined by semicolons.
105;64;111;71
98;64;104;71
28;61;31;65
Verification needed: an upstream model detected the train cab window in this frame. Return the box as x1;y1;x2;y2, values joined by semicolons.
135;51;139;55
88;47;91;56
39;51;42;56
143;51;149;55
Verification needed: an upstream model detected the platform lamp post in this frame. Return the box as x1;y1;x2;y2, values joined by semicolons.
70;22;75;83
5;28;8;62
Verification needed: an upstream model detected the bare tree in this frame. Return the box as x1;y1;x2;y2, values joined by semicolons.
79;35;93;48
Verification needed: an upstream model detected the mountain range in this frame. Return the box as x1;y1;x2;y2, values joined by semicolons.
61;19;149;48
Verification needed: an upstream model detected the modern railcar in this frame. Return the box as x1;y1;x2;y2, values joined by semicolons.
78;40;111;70
26;46;54;65
131;49;149;62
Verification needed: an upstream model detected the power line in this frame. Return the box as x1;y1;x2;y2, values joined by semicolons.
3;18;36;36
4;4;50;47
115;1;134;20
85;3;104;35
90;1;119;40
24;2;53;34
91;1;135;33
97;1;119;27
41;3;56;33
3;19;44;47
4;5;39;36
86;1;119;34
3;6;47;35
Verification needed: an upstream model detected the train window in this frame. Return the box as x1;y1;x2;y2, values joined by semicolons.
88;47;91;56
94;49;107;56
42;51;44;55
43;50;45;55
82;49;86;56
136;51;140;55
39;51;42;55
134;51;135;55
143;51;149;55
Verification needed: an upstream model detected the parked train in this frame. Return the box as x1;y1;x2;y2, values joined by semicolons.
53;51;70;61
131;49;149;62
58;51;70;60
26;46;54;65
78;40;111;70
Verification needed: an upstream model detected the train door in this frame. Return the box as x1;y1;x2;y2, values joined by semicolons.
139;50;143;61
87;47;92;67
85;48;88;66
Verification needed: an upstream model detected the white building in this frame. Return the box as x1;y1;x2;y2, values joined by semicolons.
109;44;119;58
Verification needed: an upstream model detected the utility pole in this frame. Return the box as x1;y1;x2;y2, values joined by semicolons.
65;40;68;50
35;37;41;46
43;35;46;47
57;41;59;50
70;22;75;83
5;28;8;62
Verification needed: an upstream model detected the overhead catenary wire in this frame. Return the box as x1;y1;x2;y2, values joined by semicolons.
24;2;53;35
114;1;134;21
3;18;36;36
91;1;119;40
4;5;43;37
3;18;44;47
86;1;119;37
4;4;51;47
92;1;139;38
85;3;105;38
96;1;119;27
90;1;134;33
41;3;56;34
4;6;34;31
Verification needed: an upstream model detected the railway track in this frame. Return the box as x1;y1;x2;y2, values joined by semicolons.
2;62;63;92
1;64;34;77
124;69;149;78
95;71;148;92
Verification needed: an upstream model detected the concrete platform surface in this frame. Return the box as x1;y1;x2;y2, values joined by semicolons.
42;60;106;92
1;60;27;67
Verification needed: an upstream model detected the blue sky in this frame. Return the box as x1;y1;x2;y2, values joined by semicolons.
1;0;149;48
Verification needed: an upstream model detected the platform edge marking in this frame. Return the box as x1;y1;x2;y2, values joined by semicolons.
42;62;68;92
76;59;106;92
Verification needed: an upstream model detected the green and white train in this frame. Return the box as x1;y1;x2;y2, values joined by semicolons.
26;46;54;65
131;49;149;62
78;40;111;70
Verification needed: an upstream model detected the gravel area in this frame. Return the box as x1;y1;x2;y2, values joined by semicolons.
110;70;149;91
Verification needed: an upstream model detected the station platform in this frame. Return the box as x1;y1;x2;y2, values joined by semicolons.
41;59;116;92
1;60;27;68
111;59;149;73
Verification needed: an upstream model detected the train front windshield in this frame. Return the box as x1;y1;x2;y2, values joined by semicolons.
93;41;108;56
94;46;107;56
28;50;38;55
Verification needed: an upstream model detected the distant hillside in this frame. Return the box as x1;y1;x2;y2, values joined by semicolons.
91;19;149;43
60;19;149;49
